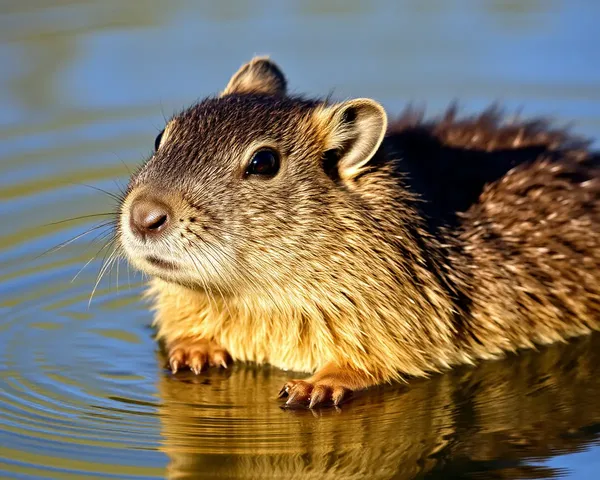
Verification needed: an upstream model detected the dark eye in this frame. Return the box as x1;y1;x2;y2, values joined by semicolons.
245;148;280;177
154;129;164;152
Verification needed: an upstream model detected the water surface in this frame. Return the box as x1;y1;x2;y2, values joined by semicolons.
1;1;600;478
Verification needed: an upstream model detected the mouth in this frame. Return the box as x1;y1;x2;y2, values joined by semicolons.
119;187;234;290
145;255;180;271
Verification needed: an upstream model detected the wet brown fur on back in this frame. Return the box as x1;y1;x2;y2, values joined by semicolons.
391;103;590;152
386;106;600;362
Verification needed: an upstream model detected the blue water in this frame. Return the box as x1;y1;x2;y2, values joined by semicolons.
1;1;599;478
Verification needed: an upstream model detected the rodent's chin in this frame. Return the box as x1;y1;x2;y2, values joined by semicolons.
122;246;233;294
127;254;216;291
126;253;183;280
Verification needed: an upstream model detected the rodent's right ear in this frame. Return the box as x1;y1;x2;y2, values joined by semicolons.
314;98;388;181
221;56;287;97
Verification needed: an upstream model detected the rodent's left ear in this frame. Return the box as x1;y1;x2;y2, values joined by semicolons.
221;56;287;97
315;98;388;181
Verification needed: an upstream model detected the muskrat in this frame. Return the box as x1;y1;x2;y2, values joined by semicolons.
118;56;600;408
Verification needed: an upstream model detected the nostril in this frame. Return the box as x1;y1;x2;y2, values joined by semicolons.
130;198;171;238
147;213;168;230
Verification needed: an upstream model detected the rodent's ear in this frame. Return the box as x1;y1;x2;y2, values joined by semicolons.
221;56;287;97
316;98;388;181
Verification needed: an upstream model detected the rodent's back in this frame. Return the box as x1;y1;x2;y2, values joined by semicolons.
383;105;600;359
452;149;600;356
384;105;596;227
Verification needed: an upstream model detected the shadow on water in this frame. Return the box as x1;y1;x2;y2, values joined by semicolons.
156;335;600;479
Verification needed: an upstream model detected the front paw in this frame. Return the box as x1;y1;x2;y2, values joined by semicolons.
167;337;230;374
278;362;375;408
279;379;350;408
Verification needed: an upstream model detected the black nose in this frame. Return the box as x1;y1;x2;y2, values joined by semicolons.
129;197;171;240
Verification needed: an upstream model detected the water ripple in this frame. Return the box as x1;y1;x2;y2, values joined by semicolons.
2;0;600;478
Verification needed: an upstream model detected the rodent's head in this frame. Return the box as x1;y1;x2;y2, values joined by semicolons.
119;57;388;295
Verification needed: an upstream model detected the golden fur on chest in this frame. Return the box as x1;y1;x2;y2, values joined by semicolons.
148;242;464;383
149;279;331;373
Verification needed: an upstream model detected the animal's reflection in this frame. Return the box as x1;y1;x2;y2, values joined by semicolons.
156;334;600;479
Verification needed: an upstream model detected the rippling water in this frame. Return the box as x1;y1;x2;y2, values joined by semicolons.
1;1;599;478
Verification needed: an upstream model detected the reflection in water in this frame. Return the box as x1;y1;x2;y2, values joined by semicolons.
1;0;599;478
157;335;600;479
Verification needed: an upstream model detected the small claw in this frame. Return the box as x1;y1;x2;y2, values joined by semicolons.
285;390;299;406
285;382;312;406
332;387;347;406
218;359;228;369
308;387;328;409
190;356;205;375
170;359;179;374
278;385;289;398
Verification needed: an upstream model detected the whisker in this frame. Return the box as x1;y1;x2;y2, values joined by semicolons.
116;252;120;293
159;101;169;126
176;236;219;313
43;213;115;227
184;236;236;320
72;236;115;283
187;228;260;287
112;178;128;199
35;220;116;260
74;182;124;204
109;151;134;177
188;229;287;313
127;256;131;291
88;242;119;306
106;248;122;294
75;227;117;263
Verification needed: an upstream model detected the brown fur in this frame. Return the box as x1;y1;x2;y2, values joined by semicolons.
119;57;600;407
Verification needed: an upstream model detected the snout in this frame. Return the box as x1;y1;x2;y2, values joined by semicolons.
119;186;233;287
119;190;181;275
128;196;172;241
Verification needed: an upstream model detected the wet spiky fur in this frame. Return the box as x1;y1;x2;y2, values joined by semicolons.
121;58;600;391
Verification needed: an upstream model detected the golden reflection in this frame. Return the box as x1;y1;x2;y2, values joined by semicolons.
156;334;600;479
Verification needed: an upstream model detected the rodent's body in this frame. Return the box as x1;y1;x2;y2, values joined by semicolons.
119;57;600;407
